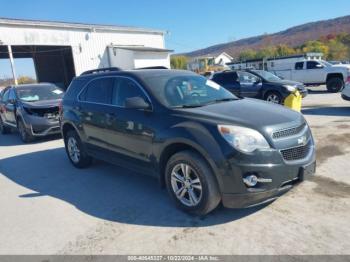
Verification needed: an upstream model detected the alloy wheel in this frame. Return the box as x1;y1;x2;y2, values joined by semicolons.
266;94;281;104
170;163;203;207
67;136;81;163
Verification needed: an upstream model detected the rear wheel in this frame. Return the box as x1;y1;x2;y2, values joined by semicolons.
64;130;92;168
165;150;221;216
17;119;34;143
265;91;282;104
0;116;11;134
326;77;344;93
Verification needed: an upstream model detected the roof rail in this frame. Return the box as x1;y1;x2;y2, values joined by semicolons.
136;66;169;70
81;67;121;76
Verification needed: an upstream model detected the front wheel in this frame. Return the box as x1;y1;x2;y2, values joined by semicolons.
64;130;92;168
326;77;344;93
0;116;11;134
165;150;221;216
265;91;282;104
17;119;34;143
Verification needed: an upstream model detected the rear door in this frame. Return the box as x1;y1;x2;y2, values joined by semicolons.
212;72;241;95
78;77;114;151
237;71;262;98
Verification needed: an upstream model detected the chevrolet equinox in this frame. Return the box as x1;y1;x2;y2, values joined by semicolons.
60;68;316;215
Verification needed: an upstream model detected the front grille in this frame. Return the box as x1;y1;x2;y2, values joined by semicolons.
281;143;310;161
272;123;306;139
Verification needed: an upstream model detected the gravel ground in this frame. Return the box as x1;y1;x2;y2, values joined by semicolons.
0;86;349;255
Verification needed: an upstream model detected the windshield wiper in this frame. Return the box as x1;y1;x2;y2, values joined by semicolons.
173;104;204;108
203;98;238;105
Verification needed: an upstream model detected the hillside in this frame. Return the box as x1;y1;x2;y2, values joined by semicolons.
184;15;350;58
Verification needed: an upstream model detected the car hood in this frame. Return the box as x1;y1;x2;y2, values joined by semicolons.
21;99;61;109
332;64;350;70
176;98;304;133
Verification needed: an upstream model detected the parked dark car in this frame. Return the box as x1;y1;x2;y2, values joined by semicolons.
60;68;316;215
0;83;64;142
210;69;308;104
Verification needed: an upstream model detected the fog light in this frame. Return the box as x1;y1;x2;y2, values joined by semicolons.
243;175;258;187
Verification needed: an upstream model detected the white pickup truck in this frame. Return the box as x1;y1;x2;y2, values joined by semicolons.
272;60;350;93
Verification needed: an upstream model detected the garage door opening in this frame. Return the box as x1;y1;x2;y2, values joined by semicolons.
0;45;76;90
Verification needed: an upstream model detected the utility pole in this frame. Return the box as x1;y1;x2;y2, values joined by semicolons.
7;45;18;85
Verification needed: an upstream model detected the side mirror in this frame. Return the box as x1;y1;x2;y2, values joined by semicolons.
125;97;151;110
316;64;323;69
254;78;261;84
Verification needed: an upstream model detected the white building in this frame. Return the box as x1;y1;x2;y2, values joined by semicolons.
187;52;233;72
0;18;172;88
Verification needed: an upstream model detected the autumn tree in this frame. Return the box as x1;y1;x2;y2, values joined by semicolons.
170;56;188;69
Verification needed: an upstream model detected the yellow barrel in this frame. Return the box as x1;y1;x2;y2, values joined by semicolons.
284;90;302;112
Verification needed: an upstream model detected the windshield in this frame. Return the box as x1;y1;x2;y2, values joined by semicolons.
252;70;281;81
320;60;332;67
16;85;64;102
142;74;237;108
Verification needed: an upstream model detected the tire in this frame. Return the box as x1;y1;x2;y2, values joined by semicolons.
326;77;344;93
64;129;92;168
165;150;221;216
0;116;11;134
17;118;34;143
264;91;282;104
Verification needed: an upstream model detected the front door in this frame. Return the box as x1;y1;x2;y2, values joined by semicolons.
237;71;262;98
106;77;155;174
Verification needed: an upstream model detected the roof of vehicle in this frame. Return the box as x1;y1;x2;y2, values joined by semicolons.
77;69;196;80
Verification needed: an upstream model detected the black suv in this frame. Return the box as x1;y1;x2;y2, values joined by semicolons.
211;69;307;104
60;68;316;215
0;83;64;142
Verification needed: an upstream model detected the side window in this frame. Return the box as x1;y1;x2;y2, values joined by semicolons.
213;72;238;85
80;78;114;104
2;89;10;102
238;71;259;84
307;61;321;69
112;78;147;107
8;89;16;100
295;62;304;70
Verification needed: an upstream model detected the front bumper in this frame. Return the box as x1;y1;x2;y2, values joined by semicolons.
219;140;316;208
222;161;315;208
341;84;350;101
21;113;61;137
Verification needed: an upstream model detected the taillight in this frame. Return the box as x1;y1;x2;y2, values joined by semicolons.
347;76;350;83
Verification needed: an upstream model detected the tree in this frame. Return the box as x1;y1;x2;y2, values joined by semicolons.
301;41;329;56
17;76;36;85
327;39;349;60
275;44;296;57
170;56;188;69
238;49;257;61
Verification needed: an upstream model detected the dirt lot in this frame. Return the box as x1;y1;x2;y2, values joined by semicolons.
0;87;349;255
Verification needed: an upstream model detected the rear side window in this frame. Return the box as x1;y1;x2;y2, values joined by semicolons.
112;78;147;107
295;62;304;70
212;72;238;85
80;78;114;104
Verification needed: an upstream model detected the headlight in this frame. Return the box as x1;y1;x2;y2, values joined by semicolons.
284;85;297;92
218;125;270;153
